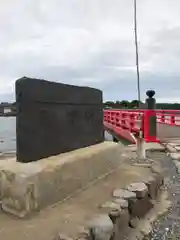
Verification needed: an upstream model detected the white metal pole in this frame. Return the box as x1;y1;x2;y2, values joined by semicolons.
133;0;145;158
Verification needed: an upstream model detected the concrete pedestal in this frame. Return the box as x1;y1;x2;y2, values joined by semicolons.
0;142;122;218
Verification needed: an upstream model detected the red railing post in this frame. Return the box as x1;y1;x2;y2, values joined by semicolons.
143;90;159;143
171;115;175;125
143;110;159;142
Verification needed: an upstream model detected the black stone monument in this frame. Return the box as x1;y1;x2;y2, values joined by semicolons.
16;77;104;163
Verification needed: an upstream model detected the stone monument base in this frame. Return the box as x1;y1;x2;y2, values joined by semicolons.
0;142;122;218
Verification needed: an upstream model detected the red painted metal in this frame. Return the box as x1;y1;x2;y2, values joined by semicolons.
104;109;180;143
156;110;180;126
142;110;159;143
104;109;142;143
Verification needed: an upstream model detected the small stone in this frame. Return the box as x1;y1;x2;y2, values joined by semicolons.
113;189;136;200
77;228;90;240
113;198;128;209
129;217;139;228
132;163;151;168
170;153;180;160
166;145;177;153
87;214;114;240
108;209;120;224
175;146;180;151
169;143;179;147
100;201;121;211
126;182;148;199
99;201;121;224
53;233;74;240
151;163;164;176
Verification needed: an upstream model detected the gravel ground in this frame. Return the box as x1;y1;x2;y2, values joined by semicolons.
145;151;180;239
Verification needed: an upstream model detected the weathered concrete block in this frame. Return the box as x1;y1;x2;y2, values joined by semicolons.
0;142;123;218
126;182;148;199
87;214;114;240
16;77;104;163
1;165;40;218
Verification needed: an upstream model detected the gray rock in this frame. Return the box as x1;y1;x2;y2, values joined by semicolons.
170;153;180;160
143;176;159;199
87;214;114;240
114;209;130;238
126;182;148;199
166;145;177;153
99;201;121;224
175;146;180;151
128;196;153;218
151;163;164;175
77;228;90;240
129;217;139;228
113;198;128;209
100;201;121;211
113;189;136;200
53;233;74;240
169;143;180;147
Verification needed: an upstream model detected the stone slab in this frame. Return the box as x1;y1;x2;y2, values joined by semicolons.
0;142;123;218
16;77;104;163
175;146;180;151
166;144;177;153
112;189;136;200
169;153;180;160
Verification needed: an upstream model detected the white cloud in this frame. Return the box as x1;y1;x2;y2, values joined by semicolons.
0;0;180;102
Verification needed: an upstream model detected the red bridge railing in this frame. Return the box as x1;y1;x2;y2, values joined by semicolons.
104;109;180;143
156;110;180;126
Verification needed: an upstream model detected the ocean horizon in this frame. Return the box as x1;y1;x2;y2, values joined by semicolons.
0;117;16;153
0;117;115;154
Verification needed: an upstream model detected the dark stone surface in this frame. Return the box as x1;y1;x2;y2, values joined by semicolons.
16;77;104;163
128;194;153;218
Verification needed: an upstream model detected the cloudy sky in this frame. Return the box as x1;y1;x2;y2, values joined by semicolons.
0;0;180;103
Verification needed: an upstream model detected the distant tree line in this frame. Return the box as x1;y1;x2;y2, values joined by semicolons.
104;100;180;110
1;100;180;113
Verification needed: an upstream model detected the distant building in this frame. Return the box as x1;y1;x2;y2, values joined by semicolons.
4;107;11;114
0;102;14;115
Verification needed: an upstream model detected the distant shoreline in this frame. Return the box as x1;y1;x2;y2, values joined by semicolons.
0;113;16;117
